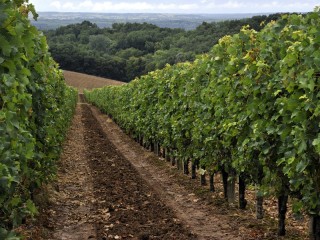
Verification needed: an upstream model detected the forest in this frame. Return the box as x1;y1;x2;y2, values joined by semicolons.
45;14;282;82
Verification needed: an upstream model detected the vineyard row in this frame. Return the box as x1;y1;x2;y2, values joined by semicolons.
85;11;320;238
0;1;77;238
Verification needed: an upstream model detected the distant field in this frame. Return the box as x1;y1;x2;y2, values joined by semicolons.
63;70;124;93
31;12;261;30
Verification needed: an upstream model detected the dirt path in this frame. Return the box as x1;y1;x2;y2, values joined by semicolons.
45;100;97;239
44;97;196;239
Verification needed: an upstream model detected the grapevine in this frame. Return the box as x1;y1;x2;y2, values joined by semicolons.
0;0;77;237
86;11;320;237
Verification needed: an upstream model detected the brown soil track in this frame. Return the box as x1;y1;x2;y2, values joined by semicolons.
82;102;196;239
40;98;196;239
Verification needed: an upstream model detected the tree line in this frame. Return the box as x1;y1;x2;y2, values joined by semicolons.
45;14;282;82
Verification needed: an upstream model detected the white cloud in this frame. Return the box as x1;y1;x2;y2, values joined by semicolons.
179;4;198;10
158;3;176;10
62;2;77;10
221;1;242;9
50;1;62;10
205;1;247;11
79;0;95;9
50;1;81;11
46;1;200;13
203;0;316;13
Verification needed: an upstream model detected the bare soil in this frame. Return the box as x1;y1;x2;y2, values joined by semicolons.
63;70;124;93
32;97;196;239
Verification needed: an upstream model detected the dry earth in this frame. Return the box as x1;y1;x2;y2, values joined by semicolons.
63;70;124;93
42;97;196;239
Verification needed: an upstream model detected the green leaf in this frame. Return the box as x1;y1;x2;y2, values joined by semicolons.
0;36;11;56
14;22;24;36
10;197;21;207
273;90;282;96
292;200;303;213
312;138;320;146
26;199;38;215
296;160;307;173
305;69;314;78
287;157;295;165
296;137;306;152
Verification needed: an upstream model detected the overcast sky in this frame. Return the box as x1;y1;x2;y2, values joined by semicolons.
28;0;318;14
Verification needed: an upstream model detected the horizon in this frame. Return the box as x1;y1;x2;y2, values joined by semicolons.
30;12;275;31
35;11;279;15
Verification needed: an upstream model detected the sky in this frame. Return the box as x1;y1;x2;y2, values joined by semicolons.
28;0;319;14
